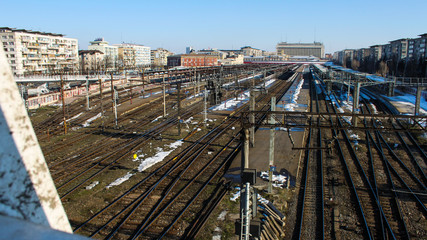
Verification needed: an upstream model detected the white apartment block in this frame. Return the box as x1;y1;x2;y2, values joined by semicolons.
0;27;78;76
115;43;151;69
88;38;118;70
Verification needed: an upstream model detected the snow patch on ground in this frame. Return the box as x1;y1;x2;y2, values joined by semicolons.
217;210;227;221
151;115;163;122
82;112;102;127
60;112;83;125
211;79;277;111
260;171;288;188
137;140;183;172
281;78;304;111
106;172;134;189
85;181;99;190
230;187;241;202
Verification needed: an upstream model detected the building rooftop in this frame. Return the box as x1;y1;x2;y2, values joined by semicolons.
0;27;64;37
78;50;104;55
277;42;323;46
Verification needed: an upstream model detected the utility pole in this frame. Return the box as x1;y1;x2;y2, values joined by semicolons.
99;78;104;131
60;73;67;134
268;97;276;193
250;90;255;147
110;72;114;112
204;86;208;125
177;83;181;135
86;76;90;110
197;73;200;94
129;73;133;104
141;69;145;98
163;73;166;117
113;86;118;128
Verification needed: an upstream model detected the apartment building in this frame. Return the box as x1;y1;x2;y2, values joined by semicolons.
356;48;370;62
389;38;409;60
78;50;104;74
115;43;151;69
241;46;263;57
408;34;427;60
276;42;324;58
0;27;78;76
333;33;427;76
88;38;118;70
151;48;174;67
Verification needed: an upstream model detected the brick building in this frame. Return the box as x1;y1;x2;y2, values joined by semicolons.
167;54;218;67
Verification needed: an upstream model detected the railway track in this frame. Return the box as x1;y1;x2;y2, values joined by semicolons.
295;70;325;240
299;68;427;239
66;66;296;239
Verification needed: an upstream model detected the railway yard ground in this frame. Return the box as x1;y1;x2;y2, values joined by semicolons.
26;64;427;240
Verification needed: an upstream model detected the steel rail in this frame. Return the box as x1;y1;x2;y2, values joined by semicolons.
324;90;373;240
73;110;238;233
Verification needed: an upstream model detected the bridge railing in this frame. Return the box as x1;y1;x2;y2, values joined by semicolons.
393;77;427;86
14;74;124;82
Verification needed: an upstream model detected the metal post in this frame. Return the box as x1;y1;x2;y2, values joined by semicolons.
197;73;201;94
240;182;251;240
129;72;132;104
111;73;114;112
86;77;90;110
264;69;267;90
347;81;351;102
415;86;423;115
142;70;145;98
60;73;67;134
99;78;104;131
177;83;181;135
353;82;361;127
204;87;207;125
388;81;394;97
250;90;255;147
235;73;239;100
163;74;166;117
244;128;250;169
268;97;276;193
114;87;118;127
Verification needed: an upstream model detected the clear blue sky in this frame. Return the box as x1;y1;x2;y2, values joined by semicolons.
1;0;426;54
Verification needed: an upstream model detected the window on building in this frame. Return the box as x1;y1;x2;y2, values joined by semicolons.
2;36;7;39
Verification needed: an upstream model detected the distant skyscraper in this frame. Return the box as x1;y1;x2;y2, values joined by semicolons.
186;46;193;54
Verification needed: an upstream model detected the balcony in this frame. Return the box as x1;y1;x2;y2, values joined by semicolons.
27;44;40;49
23;61;37;66
27;55;41;60
48;45;60;49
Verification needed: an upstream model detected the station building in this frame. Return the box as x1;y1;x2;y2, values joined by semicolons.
276;42;325;58
0;27;78;76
